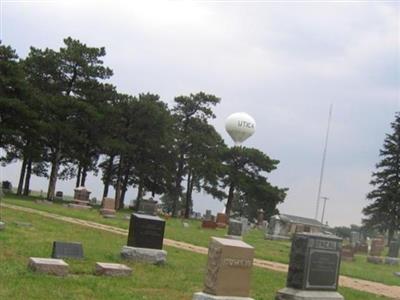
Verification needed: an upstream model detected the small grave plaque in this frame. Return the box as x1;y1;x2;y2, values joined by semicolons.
127;213;165;250
287;233;342;291
51;241;84;259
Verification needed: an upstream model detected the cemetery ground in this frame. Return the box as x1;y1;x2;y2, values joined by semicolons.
0;196;399;298
0;207;388;300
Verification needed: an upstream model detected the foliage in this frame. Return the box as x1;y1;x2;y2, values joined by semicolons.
363;112;400;242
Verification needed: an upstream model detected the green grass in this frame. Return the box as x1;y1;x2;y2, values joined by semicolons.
2;195;400;286
0;207;388;299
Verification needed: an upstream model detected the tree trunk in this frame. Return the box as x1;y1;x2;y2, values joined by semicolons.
114;155;123;210
102;155;114;198
225;182;235;217
80;165;87;187
23;158;32;196
184;169;192;219
76;164;81;188
135;178;144;211
17;157;28;195
120;167;130;205
172;150;185;217
47;145;61;201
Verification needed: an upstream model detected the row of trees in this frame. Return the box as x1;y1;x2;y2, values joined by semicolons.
0;37;287;219
364;113;400;243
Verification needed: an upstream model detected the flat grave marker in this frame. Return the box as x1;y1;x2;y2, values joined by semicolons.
28;257;69;276
51;241;84;259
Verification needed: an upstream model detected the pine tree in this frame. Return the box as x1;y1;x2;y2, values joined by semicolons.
363;113;400;243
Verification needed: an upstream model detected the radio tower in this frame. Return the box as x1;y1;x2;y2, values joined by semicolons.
315;104;333;220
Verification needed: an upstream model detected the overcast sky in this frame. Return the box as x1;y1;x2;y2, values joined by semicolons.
1;0;399;227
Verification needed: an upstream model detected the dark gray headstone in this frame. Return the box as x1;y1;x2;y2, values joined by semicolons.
394;271;400;277
2;181;12;191
138;199;156;215
287;233;342;291
51;241;84;259
388;241;400;258
204;209;212;220
55;191;63;200
127;213;165;250
228;219;243;236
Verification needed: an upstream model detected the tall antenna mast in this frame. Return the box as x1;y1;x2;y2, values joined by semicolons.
315;104;333;220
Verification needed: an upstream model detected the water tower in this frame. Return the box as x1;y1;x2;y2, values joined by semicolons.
225;112;256;146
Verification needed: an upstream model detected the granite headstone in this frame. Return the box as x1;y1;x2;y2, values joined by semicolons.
127;213;165;250
51;241;84;259
388;241;400;258
227;219;243;237
286;233;342;291
199;237;254;298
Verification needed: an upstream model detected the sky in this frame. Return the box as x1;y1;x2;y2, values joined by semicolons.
0;0;399;227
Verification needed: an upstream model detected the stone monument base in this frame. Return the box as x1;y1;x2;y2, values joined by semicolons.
224;234;242;240
384;257;399;265
193;292;254;300
120;245;167;265
367;256;383;264
275;288;344;300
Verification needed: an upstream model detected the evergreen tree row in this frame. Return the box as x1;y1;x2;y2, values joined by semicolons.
0;37;287;220
364;113;400;242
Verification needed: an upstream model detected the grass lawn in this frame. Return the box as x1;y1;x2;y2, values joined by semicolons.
0;207;389;300
2;195;400;287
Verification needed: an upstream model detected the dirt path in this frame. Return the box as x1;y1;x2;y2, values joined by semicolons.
2;203;400;299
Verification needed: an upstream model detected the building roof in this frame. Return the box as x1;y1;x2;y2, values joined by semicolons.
279;214;324;227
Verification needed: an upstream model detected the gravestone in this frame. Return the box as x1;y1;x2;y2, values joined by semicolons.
370;238;385;256
341;245;355;262
55;191;63;200
239;217;249;234
388;241;400;258
216;213;228;228
204;210;212;221
226;219;243;239
275;233;344;300
137;199;157;215
350;231;360;248
121;213;167;264
51;241;84;259
127;213;165;249
0;221;5;230
257;209;264;227
95;262;132;276
202;220;217;229
28;257;69;276
2;181;12;192
384;257;399;265
100;197;116;216
193;237;255;300
357;242;368;254
367;256;383;264
68;187;91;209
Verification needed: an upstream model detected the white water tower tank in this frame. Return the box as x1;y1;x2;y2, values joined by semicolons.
225;112;256;146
